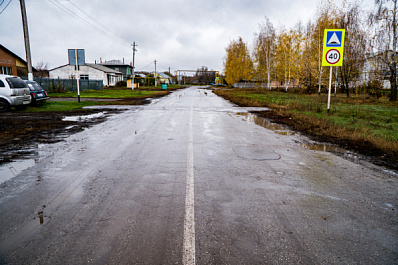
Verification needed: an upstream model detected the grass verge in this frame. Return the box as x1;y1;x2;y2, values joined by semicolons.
50;89;169;99
214;88;398;166
26;101;114;112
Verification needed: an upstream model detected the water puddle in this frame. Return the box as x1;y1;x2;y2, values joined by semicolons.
298;143;347;153
236;112;295;135
62;112;106;122
0;144;52;184
235;111;366;165
83;105;140;110
0;158;36;184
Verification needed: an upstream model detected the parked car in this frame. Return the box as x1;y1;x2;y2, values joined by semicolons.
0;74;31;112
24;80;50;105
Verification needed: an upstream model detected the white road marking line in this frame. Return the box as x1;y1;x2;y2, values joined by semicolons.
183;105;195;265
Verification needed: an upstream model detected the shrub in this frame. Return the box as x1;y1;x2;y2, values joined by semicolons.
49;80;67;93
366;80;383;99
115;80;127;87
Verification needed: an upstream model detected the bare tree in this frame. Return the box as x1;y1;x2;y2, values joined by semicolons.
35;61;49;78
369;0;397;101
338;3;368;97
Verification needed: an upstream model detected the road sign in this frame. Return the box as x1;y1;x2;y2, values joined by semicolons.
325;49;340;64
322;29;345;67
68;49;85;66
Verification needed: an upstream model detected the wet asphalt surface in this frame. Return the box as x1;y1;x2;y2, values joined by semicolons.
0;87;397;264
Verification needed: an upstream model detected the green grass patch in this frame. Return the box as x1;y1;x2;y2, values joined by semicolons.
26;101;114;112
50;89;167;99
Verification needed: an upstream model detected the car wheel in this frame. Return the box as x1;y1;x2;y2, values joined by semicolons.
14;105;28;111
0;99;10;112
30;95;36;105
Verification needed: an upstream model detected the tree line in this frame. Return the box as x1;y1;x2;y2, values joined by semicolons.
224;0;398;101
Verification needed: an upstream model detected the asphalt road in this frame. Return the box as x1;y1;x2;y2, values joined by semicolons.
0;87;397;264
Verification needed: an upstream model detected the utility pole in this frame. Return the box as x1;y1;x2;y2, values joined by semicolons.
20;0;33;81
131;42;137;90
154;60;157;87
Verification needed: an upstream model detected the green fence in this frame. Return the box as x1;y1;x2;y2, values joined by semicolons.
22;77;103;92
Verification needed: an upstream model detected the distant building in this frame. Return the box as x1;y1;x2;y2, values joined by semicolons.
49;63;123;86
0;44;36;77
101;60;133;81
152;72;173;84
359;51;396;89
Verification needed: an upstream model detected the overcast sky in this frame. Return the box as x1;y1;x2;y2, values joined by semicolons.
0;0;374;74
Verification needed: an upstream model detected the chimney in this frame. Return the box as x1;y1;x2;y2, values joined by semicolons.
123;58;125;64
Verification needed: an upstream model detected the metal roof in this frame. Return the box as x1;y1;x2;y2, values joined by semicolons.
86;63;123;74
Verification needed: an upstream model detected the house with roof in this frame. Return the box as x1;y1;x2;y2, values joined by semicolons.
0;44;36;77
100;60;133;81
49;63;123;86
152;72;173;84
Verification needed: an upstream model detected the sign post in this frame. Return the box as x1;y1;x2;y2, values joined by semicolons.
322;29;345;113
68;49;85;103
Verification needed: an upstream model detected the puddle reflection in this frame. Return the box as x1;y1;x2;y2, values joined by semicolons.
62;112;106;122
0;158;36;184
235;111;362;163
236;112;295;136
298;143;347;153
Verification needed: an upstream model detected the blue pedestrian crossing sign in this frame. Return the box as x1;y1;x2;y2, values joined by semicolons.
322;29;345;67
326;31;343;47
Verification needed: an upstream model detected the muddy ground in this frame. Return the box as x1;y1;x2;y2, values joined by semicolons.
0;98;149;164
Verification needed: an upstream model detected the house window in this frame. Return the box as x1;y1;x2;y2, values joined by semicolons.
80;75;89;80
0;66;12;75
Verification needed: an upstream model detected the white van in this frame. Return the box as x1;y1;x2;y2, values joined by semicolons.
0;74;31;112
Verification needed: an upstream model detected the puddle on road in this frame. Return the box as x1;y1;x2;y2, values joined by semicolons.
62;112;106;122
83;105;141;110
235;111;366;165
298;143;347;153
0;144;51;185
0;158;36;184
236;112;295;136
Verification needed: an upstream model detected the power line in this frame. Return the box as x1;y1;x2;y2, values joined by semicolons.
47;0;131;48
0;0;12;15
65;0;131;45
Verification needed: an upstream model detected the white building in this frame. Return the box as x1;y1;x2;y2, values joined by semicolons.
49;63;124;86
359;51;395;89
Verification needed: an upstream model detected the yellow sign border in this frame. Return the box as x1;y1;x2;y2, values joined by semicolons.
322;29;345;67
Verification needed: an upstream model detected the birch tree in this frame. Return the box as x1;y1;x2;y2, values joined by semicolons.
338;3;367;97
369;0;398;101
300;21;319;93
254;17;276;89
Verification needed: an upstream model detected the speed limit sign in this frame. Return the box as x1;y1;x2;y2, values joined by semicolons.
325;49;340;64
